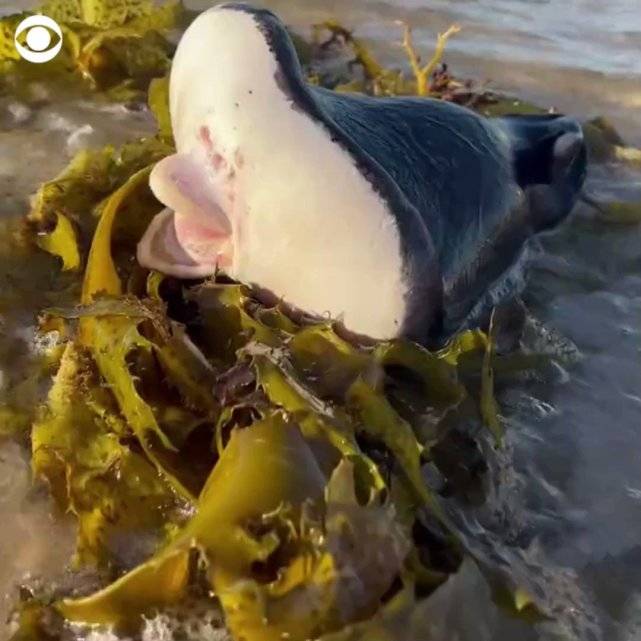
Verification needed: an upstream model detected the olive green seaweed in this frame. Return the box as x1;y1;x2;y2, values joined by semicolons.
0;0;183;95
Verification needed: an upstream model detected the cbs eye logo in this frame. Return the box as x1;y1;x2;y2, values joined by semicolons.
14;15;63;64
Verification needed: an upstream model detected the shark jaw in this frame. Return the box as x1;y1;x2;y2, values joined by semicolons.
137;4;409;341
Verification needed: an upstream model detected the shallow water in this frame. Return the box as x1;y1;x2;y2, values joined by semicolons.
1;0;641;640
226;0;641;145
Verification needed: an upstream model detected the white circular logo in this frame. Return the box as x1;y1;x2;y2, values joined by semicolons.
14;15;63;64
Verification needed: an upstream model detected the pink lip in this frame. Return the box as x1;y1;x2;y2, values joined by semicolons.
137;142;235;278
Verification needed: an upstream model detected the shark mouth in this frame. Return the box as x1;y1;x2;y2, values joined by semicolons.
137;130;236;279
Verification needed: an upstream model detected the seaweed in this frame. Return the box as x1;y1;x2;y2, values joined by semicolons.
0;0;182;99
6;126;512;636
400;22;460;97
596;201;641;224
309;19;498;110
31;342;188;569
6;128;542;636
581;116;641;168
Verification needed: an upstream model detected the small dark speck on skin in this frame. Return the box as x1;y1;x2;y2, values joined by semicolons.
235;102;239;107
248;90;253;95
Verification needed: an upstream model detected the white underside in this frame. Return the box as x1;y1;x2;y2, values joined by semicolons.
139;6;407;340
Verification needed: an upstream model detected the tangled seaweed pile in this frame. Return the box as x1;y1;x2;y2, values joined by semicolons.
8;83;512;639
2;1;637;639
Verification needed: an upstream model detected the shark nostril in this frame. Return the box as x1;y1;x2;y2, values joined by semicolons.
211;153;226;171
199;125;214;151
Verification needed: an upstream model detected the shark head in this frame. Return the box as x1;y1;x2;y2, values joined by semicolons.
137;3;423;341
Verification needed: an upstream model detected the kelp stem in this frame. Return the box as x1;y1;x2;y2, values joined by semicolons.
401;22;460;96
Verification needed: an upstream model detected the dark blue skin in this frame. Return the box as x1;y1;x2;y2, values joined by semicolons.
313;91;587;335
225;3;588;344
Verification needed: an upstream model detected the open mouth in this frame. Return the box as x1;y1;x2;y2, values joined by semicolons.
137;131;236;278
